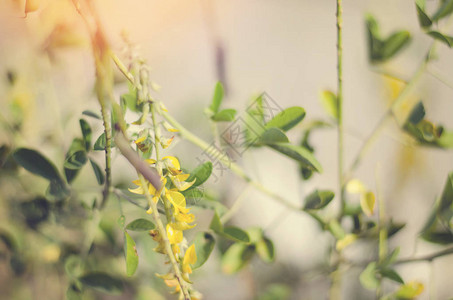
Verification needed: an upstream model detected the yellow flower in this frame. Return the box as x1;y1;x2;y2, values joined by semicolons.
166;223;183;244
162;156;182;175
182;244;197;274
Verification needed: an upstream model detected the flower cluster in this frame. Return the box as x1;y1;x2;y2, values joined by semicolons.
129;153;199;295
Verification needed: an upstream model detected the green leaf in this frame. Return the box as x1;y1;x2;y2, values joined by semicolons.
258;128;289;145
319;90;338;120
79;272;123;295
209;212;223;232
380;268;404;284
82;110;101;120
221;243;255;274
13;148;63;182
428;31;453;47
187;162;213;188
79;119;92;151
125;218;155;231
192;232;216;269
47;180;70;201
359;262;379;290
221;227;250;243
183;188;205;204
124;231;139;277
66;283;83;300
121;92;139;112
94;133;106;151
212;109;237;122
395;282;424;299
438;172;453;218
304;190;335;210
19;197;50;228
268;143;322;172
381;31;411;60
381;247;400;267
89;159;105;185
415;1;432;28
258;284;291;300
366;14;384;62
256;237;275;263
432;0;453;21
64;150;88;170
265;107;306;132
210;82;224;113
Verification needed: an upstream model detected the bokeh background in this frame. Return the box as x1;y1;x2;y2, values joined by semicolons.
1;0;453;299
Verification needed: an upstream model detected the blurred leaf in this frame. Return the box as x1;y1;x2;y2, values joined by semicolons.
64;150;87;170
366;14;411;63
360;262;379;290
304;190;335;210
10;254;26;276
212;109;237;122
82;110;101;120
407;101;425;124
256;237;275;263
89;159;105;185
66;283;83;300
79;119;92;151
187;162;212;188
258;128;290;145
380;247;400;267
94;133;106;151
360;191;376;217
183;188;205;204
79;272;123;295
268;143;322;172
265;107;306;132
428;31;453;47
258;284;291;300
438;172;453;219
319;90;338;120
65;255;82;278
192;232;215;269
124;231;138;277
121;91;139;113
222;227;250;243
13;148;64;182
432;0;453;21
415;0;432;28
125;218;155;231
395;281;424;299
19;197;49;228
221;243;255;274
380;268;404;284
210;82;224;114
209;212;223;232
328;220;346;240
381;31;411;60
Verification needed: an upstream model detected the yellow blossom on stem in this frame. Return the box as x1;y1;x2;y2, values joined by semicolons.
182;244;197;274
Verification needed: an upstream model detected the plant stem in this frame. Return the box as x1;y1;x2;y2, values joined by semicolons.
138;174;191;300
100;101;112;208
394;246;453;265
220;186;251;223
344;43;437;183
336;0;345;216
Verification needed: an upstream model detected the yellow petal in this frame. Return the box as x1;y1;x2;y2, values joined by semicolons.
145;159;157;164
172;222;196;231
25;0;39;14
396;281;424;299
163;156;180;170
176;174;190;181
360;191;376;217
182;244;197;274
166;190;187;210
134;136;146;144
175;213;195;223
166;224;183;244
146;207;153;214
132;179;142;185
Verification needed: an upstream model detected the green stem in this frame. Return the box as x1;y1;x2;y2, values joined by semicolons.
100;101;112;208
138;174;191;300
336;0;345;217
220;186;251;223
394;246;453;265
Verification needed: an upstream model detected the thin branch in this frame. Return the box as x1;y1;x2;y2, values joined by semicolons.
394;246;453;265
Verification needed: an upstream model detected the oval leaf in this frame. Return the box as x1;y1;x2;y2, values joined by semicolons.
221;226;250;243
209;82;224;113
319;90;338;120
125;218;155;231
13;148;63;182
64;150;87;170
79;272;123;295
265;107;306;132
258;128;289;145
304;190;335;210
221;243;255;274
428;31;453;48
212;109;237;122
192;232;215;269
89;159;105;185
187;162;213;188
256;237;275;263
268;143;322;172
124;231;138;277
79;119;92;151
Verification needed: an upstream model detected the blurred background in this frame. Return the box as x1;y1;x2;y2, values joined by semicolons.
1;0;453;299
